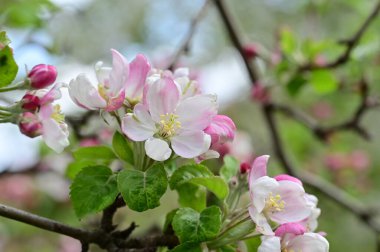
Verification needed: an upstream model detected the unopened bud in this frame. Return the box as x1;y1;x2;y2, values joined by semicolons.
251;83;270;103
28;64;57;89
21;93;41;111
240;162;251;174
19;112;42;138
243;43;258;59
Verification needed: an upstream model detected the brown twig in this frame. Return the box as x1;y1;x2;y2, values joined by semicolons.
101;195;126;233
167;0;211;70
212;0;380;240
299;0;380;71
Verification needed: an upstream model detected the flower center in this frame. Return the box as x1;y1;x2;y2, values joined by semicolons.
98;84;109;101
51;104;65;123
265;192;285;213
158;113;181;139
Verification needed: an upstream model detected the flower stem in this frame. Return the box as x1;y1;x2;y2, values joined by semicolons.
0;81;27;93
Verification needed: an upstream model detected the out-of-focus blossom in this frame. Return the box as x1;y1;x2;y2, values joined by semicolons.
0;175;36;208
251;83;270;104
79;138;101;147
350;150;370;171
122;77;216;161
258;223;329;252
28;64;57;89
311;102;333;120
324;153;347;171
243;43;258;59
248;155;311;235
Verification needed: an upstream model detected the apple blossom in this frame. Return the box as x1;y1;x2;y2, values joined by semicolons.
21;84;62;111
122;76;217;161
28;64;57;89
248;155;311;235
258;223;329;252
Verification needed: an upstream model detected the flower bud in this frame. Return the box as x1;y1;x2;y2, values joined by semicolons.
251;83;270;103
19;112;42;138
28;64;57;89
243;43;258;59
21;93;41;111
239;162;250;174
204;115;236;145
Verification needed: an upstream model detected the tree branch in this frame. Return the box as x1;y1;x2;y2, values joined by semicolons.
299;0;380;71
212;0;380;238
167;0;211;70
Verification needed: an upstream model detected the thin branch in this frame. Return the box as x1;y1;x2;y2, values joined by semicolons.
299;0;380;71
101;195;126;233
167;0;211;70
212;0;380;238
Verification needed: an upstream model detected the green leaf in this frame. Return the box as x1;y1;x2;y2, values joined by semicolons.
169;164;213;189
217;245;236;252
0;31;11;47
244;236;261;251
280;28;297;55
73;146;116;163
189;177;229;200
112;131;134;164
176;183;206;212
65;160;95;180
163;209;178;234
70;166;118;219
170;164;228;200
170;242;202;252
286;74;307;96
309;70;338;94
0;46;18;87
220;155;238;182
117;163;168;212
172;206;222;243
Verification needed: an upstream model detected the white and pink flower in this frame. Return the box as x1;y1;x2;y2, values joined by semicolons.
258;223;329;252
69;49;150;111
122;76;217;161
248;155;311;235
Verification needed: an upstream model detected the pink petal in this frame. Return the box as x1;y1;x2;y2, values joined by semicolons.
270;180;311;224
105;90;125;112
176;94;218;131
121;104;155;141
274;174;303;186
109;49;129;94
146;77;180;122
171;131;210;158
68;74;107;110
145;138;172;161
249;155;270;184
125;54;150;101
204;115;236;145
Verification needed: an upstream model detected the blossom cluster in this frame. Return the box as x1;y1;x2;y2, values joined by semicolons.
68;49;236;161
248;155;329;251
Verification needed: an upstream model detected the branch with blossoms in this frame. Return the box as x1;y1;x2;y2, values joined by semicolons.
0;22;329;252
212;0;380;249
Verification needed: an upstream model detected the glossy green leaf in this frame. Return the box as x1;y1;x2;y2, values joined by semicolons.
176;183;206;212
112;131;134;164
172;206;222;243
65;160;95;180
170;242;202;252
169;164;213;189
117;163;167;212
189;177;229;200
286;74;307;96
70;166;118;219
73;146;116;163
310;69;338;94
0;46;18;87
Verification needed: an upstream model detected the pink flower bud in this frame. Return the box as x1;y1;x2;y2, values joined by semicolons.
243;43;258;59
251;83;270;103
239;162;250;174
28;64;57;89
19;112;42;138
204;115;236;145
350;150;370;171
275;223;306;237
21;93;41;111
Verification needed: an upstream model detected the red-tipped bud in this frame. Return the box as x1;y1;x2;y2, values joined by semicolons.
19;112;42;138
251;83;270;103
243;43;258;59
240;162;251;174
21;93;41;111
28;64;57;89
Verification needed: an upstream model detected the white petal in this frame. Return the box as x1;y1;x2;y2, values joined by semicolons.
147;77;180;122
258;236;281;252
171;131;209;158
250;176;279;213
41;119;69;153
270;180;311;224
287;233;329;252
69;74;107;110
121;104;156;141
176;94;218;131
249;206;274;235
145;138;172;161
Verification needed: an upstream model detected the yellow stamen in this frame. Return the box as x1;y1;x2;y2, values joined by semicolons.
265;192;285;213
51;105;65;123
158;113;181;138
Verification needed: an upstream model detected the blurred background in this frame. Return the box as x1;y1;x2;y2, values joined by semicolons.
1;0;380;251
